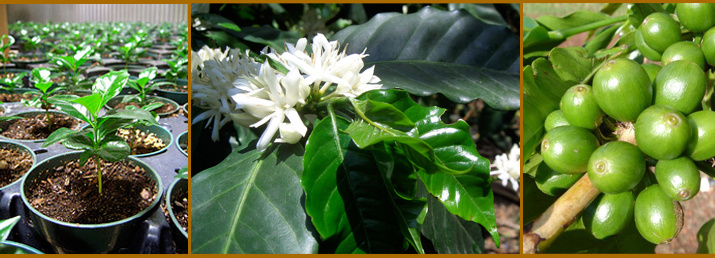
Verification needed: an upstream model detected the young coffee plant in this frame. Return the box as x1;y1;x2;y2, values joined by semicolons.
49;45;95;90
23;68;62;128
0;71;27;92
123;66;162;110
0;35;14;73
191;5;519;254
524;3;715;254
42;71;157;194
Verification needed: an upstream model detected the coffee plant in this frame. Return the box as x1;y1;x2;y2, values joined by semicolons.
190;4;519;254
524;3;715;254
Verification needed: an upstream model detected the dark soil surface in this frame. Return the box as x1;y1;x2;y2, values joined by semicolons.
25;158;158;224
115;101;176;115
0;148;33;188
14;56;45;62
0;92;36;102
159;84;188;93
117;128;167;155
0;72;22;80
485;187;520;254
0;113;78;140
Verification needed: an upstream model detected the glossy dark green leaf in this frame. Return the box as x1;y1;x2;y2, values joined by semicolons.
536;11;611;31
42;127;83;147
204;31;250;50
420;187;485;254
584;25;619;55
417;168;497;245
94;135;131;162
192;143;318;254
332;6;519;109
0;216;19;242
347;90;490;175
447;4;508;26
303;114;405;253
371;144;427;253
697;218;715;254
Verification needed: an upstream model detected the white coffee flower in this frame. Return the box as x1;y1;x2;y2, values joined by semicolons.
231;65;309;152
491;144;520;192
191;46;260;141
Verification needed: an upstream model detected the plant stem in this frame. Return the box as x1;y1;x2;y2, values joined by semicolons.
95;155;103;194
349;98;397;136
547;16;627;41
523;174;601;254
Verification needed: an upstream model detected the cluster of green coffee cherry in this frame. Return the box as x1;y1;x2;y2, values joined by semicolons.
537;3;715;246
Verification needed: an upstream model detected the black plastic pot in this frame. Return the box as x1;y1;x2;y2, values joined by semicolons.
0;141;36;190
10;54;48;70
105;95;180;117
176;131;187;157
166;178;187;253
154;79;188;105
20;152;164;254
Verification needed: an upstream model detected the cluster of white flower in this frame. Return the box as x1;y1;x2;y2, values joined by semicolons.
491;144;520;192
192;33;381;152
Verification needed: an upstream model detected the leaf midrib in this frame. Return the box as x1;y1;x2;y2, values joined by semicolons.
222;154;265;254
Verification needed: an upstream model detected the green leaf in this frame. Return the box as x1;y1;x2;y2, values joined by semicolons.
302;114;405;253
72;94;103;116
584;25;619;55
62;131;94;150
239;26;304;52
94;135;131;162
522;174;557;225
93;70;129;106
371;144;428;254
332;6;519;109
536;11;611;31
420;187;485;254
31;68;52;83
191;143;318;254
447;4;508;26
347;90;491;175
43;127;83;147
52;96;92;124
138;67;157;81
34;82;53;94
0;216;20;242
372;62;520;109
549;47;599;83
218;22;241;32
417;168;498;246
698;218;715;254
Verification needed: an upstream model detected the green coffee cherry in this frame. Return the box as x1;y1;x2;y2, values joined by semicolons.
686;110;715;160
653;60;706;115
661;41;706;69
641;63;662;84
635;29;663;61
676;3;715;32
583;191;635;239
541;126;599;174
634;185;684;245
702;27;715;66
560;84;602;130
535;162;582;196
592;58;652;122
639;12;682;53
588;141;645;194
544;110;569;132
655;157;700;201
635;105;691;160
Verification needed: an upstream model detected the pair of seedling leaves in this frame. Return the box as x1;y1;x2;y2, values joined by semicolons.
42;71;157;193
